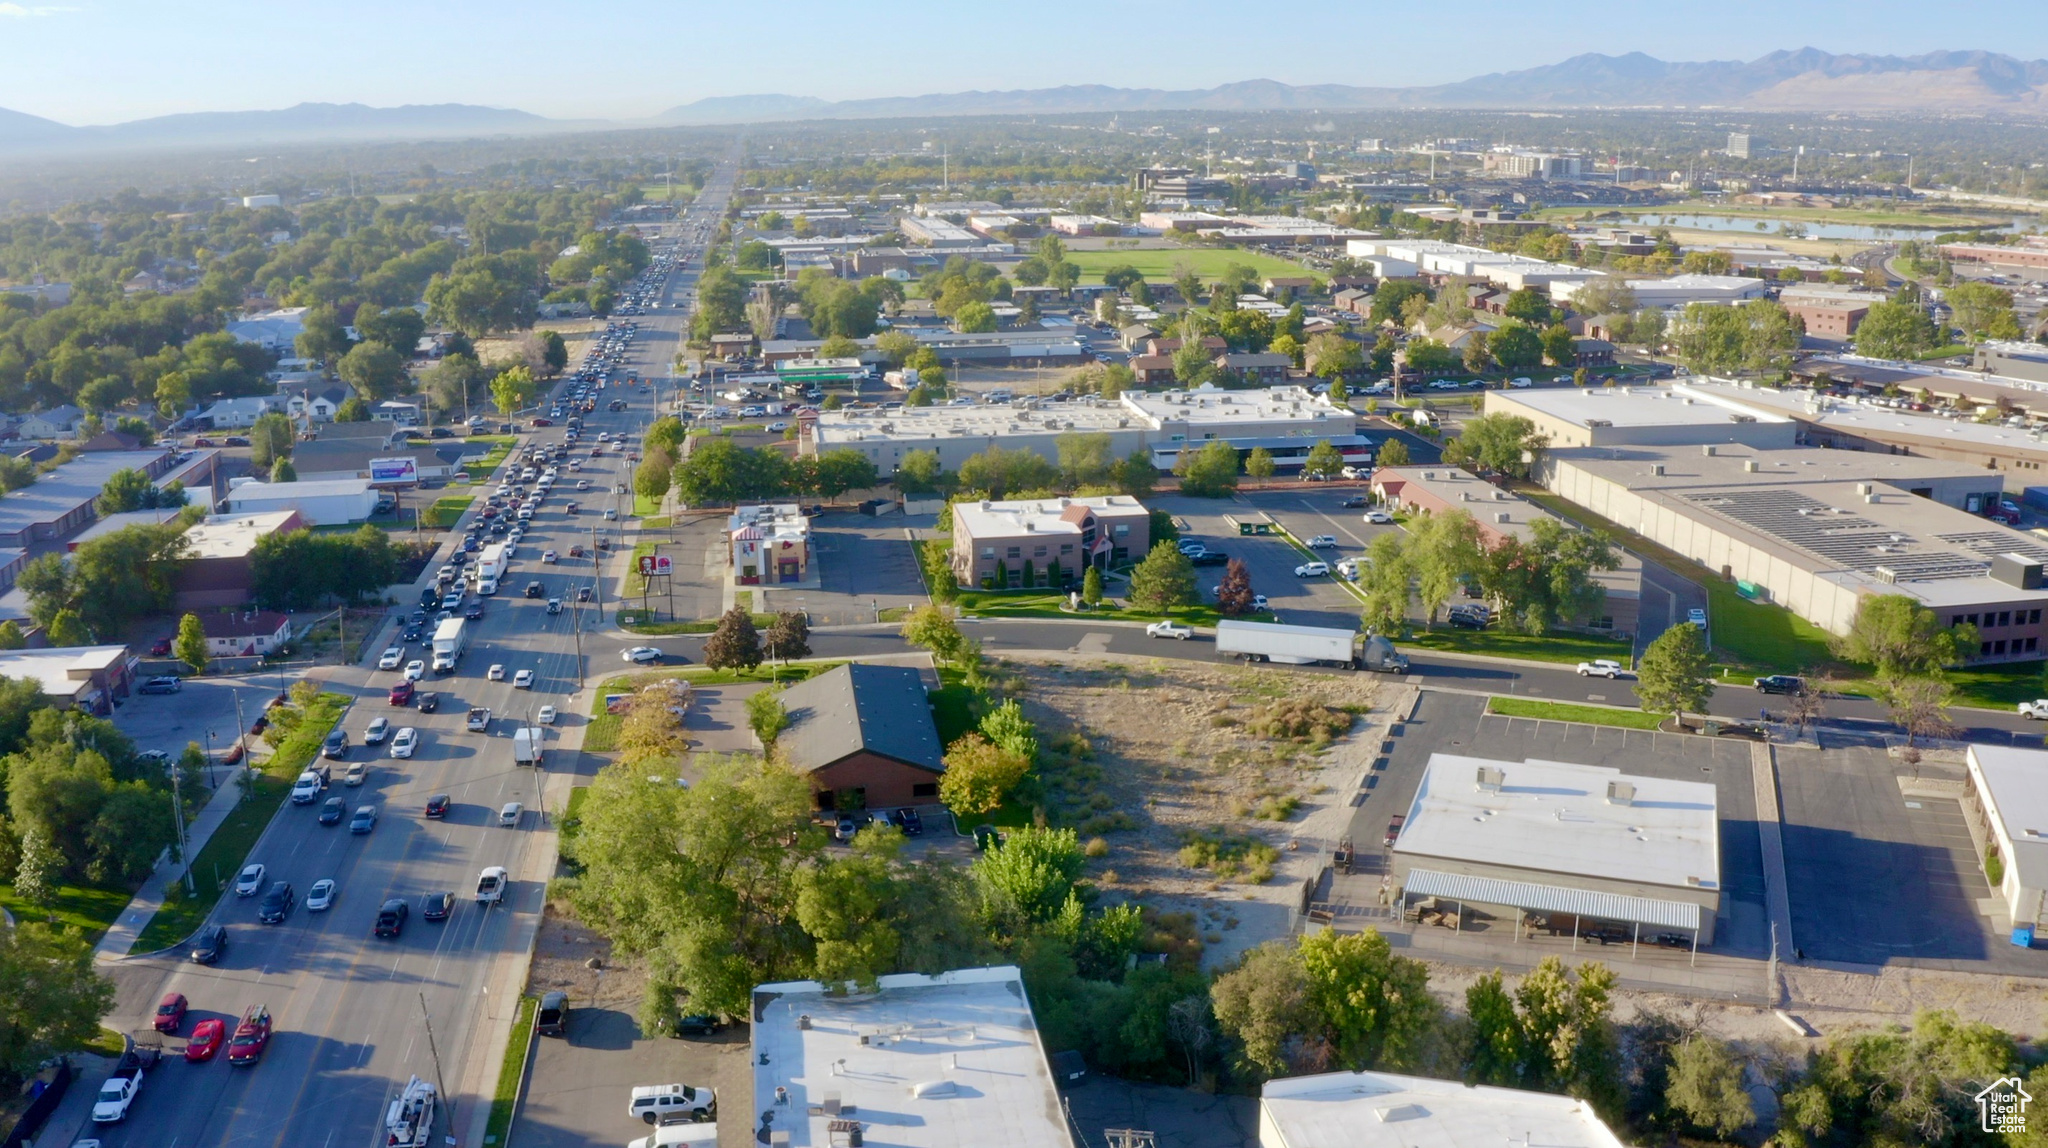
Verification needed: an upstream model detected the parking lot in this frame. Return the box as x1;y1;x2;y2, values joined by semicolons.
1153;489;1401;630
112;676;285;776
516;1005;753;1148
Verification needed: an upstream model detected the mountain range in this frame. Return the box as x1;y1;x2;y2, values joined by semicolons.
4;49;2048;156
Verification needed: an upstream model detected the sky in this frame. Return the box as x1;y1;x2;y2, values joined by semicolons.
4;0;2048;124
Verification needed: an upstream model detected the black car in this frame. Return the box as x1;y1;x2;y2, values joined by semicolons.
525;581;544;599
258;881;294;924
190;924;228;964
1340;496;1370;508
577;586;592;602
374;898;409;938
416;691;439;713
670;1014;726;1038
409;609;429;625
421;891;455;921
418;588;437;607
402;625;424;643
1754;674;1804;695
465;603;484;620
1190;552;1229;567
318;796;346;825
888;808;923;836
1447;612;1489;630
490;521;510;535
424;793;451;819
322;729;348;759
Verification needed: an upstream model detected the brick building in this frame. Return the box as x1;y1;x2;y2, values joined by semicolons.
951;495;1151;589
777;664;945;812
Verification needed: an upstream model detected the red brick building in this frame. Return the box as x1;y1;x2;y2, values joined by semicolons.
776;664;945;812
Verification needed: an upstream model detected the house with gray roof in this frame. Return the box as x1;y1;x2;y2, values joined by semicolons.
775;663;944;811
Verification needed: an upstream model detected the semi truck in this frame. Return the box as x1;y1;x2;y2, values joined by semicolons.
472;543;508;593
430;619;468;673
1213;621;1409;672
513;726;544;767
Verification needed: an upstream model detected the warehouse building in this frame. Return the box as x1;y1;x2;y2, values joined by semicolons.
752;966;1073;1148
0;449;178;548
222;478;379;525
950;495;1150;588
1554;273;1770;309
1976;341;2048;387
1369;466;1642;636
1390;753;1722;947
1684;380;2048;482
1259;1069;1627;1148
1540;440;2045;653
805;385;1363;472
1483;384;1799;450
1963;744;2048;936
0;645;138;714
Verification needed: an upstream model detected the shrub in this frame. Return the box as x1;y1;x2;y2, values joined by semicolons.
1176;829;1280;883
1084;836;1111;858
1243;698;1354;744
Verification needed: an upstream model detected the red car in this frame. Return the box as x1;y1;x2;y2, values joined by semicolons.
150;638;173;657
153;991;188;1033
531;417;553;427
227;1005;271;1066
389;680;416;706
185;1018;226;1062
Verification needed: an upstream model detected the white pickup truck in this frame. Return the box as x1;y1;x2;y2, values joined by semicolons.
475;865;508;904
2019;699;2048;720
92;1050;151;1122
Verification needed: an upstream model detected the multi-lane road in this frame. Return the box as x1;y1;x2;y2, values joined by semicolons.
91;163;738;1148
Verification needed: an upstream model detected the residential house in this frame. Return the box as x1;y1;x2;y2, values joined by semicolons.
1144;334;1229;358
284;385;352;422
1263;276;1318;300
225;306;308;350
20;405;84;440
1128;354;1177;386
1333;288;1374;316
1118;323;1159;352
198;610;293;657
77;430;144;453
199;395;285;429
1216;352;1292;386
775;663;945;811
1571;338;1617;367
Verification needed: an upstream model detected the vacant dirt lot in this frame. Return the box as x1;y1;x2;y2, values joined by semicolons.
997;655;1391;966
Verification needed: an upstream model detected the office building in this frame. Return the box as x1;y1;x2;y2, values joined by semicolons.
1727;133;1752;159
950;495;1150;588
1963;745;2048;934
1259;1069;1627;1148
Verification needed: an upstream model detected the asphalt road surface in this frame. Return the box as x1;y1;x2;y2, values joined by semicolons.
93;160;740;1148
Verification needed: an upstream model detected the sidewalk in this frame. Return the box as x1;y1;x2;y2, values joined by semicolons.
94;764;259;963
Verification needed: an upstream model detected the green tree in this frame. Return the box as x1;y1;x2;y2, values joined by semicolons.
1244;446;1277;479
1108;450;1158;498
1359;532;1413;636
1055;432;1115;489
1665;1037;1755;1138
954;301;997;333
1377;438;1410;467
536;329;570;375
1370;281;1430;326
355;304;426;357
1635;622;1714;723
894;449;946;496
338;340;408;402
490;365;539;415
900;605;973;666
702;607;762;670
636;450;674;503
1080;565;1104;607
974;825;1083;929
1211;942;1315;1079
1306;333;1363;378
174;612;208;673
1402;337;1455;374
1171;340;1216;387
0;922;116;1090
1303;440;1346;479
1838;593;1974;677
1127;542;1196;613
1487;325;1543;372
1176;440;1240;498
1298;929;1439;1071
957;446;1059;499
978;699;1039;762
1502;287;1554;324
0;621;24;650
269;456;297;482
763;611;810;663
335;395;369;422
1854;300;1939;360
1408;509;1484;624
745;687;789;747
94;467;154;515
249;411;295;470
1446;412;1547;479
939;733;1032;818
1539;324;1577;368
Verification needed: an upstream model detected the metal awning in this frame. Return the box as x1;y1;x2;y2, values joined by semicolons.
1402;868;1702;932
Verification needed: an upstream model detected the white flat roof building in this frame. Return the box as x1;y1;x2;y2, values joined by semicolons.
1260;1070;1627;1148
0;645;133;708
221;478;379;526
751;966;1072;1148
1554;274;1768;309
1343;239;1596;289
1483;383;1799;450
1391;753;1721;941
1965;745;2048;930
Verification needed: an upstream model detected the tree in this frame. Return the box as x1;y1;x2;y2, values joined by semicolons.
1487;325;1543;372
1883;674;1957;747
939;732;1032;818
174;612;208;673
1171;340;1216;387
1401;337;1455;374
335;395;369;422
1176;440;1240;498
1325;376;1348;407
1359;532;1412;636
1838;593;1973;677
1303;440;1346;479
1854;300;1939;360
974;825;1083;928
1211;941;1317;1078
1502;287;1554;324
746;688;789;747
701;607;762;671
1056;432;1115;489
1463;334;1493;375
1539;324;1577;368
0;621;24;651
356;304;426;358
764;611;810;663
1378;438;1410;467
1665;1037;1755;1138
978;699;1038;762
1080;565;1104;607
1408;510;1484;624
1370;281;1431;326
635;451;673;502
1127;542;1196;613
269;456;297;483
94;467;153;515
1215;558;1257;616
536;329;570;375
1635;622;1714;724
957;446;1059;499
1297;929;1438;1071
0;922;116;1090
1305;333;1363;378
1368;331;1397;376
1244;446;1277;479
249;411;295;470
1108;450;1158;497
954;301;997;333
901;605;972;666
339;340;408;402
491;365;539;415
894;449;946;496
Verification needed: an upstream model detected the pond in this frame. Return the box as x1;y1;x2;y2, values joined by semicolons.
1613;212;2029;242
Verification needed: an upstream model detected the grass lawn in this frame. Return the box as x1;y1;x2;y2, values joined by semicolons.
558;786;590;864
634;493;661;517
81;1027;127;1057
1064;248;1316;286
1404;628;1633;666
484;994;540;1148
132;776;287;953
622;540;660;597
929;665;985;746
263;693;352;778
1948;664;2047;710
461;436;518;477
596;662;847;695
1912;344;1976;362
423;494;476;529
954;590;1267;628
583;713;622;753
619;610;778;635
0;880;132;943
643;515;673;530
1489;696;1669;730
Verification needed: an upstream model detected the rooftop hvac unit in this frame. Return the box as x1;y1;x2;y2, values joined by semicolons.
1422;470;1436;479
1992;552;2046;589
1856;482;1873;495
1476;765;1505;793
1874;565;1899;583
1024;521;1034;531
1495;512;1511;523
1652;464;1666;476
1461;491;1472;501
1743;460;1759;472
1702;444;1718;456
1682;397;1695;405
1864;494;1880;504
1731;414;1757;423
1606;781;1636;806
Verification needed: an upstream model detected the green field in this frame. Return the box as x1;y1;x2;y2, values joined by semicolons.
1489;696;1669;730
954;590;1267;628
0;880;131;943
1065;248;1316;286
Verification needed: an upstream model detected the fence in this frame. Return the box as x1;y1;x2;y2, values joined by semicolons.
1;1060;72;1148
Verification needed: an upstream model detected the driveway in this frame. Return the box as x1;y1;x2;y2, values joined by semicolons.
516;1008;752;1148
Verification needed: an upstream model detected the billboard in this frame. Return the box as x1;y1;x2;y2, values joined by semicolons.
636;554;673;576
368;457;419;484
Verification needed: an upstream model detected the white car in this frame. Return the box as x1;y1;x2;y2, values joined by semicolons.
1335;559;1361;580
290;771;322;803
378;647;404;669
364;717;391;744
1305;534;1338;548
1687;607;1709;628
1507;376;1534;388
1146;620;1193;640
234;863;267;896
390;728;419;758
513;670;535;689
499;802;525;827
307;878;337;912
537;705;558;725
576;479;591;490
542;549;558;563
488;663;506;681
1362;510;1393;524
603;508;618;520
1576;659;1626;679
2021;699;2048;720
1295;561;1331;577
403;660;426;681
622;646;663;664
767;421;790;432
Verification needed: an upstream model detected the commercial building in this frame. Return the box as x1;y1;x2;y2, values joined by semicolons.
775;664;944;811
727;504;811;586
1554;274;1769;309
805;385;1365;473
173;511;304;609
1963;744;2048;935
222;478;378;525
950;495;1150;588
1726;132;1752;159
1259;1069;1627;1148
0;449;178;547
1049;213;1120;235
1343;240;1595;291
1482;384;1799;451
898;214;983;248
1540;440;2047;654
0;645;138;714
1940;238;2048;271
1482;150;1585;180
1368;467;1642;635
1975;341;2048;387
751;965;1072;1148
1390;753;1722;945
1684;379;2048;477
291;437;455;485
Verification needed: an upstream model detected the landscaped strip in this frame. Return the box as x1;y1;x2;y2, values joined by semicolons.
483;994;539;1148
1488;696;1669;730
264;692;352;778
132;775;288;953
1403;629;1633;667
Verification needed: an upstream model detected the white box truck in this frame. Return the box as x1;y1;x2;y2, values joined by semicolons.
473;542;508;588
1214;620;1396;671
513;726;543;767
430;618;468;673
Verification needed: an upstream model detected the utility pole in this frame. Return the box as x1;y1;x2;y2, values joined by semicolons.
169;755;193;895
231;689;249;802
419;992;454;1137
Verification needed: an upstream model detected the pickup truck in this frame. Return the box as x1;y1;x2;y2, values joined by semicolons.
466;707;491;732
2020;699;2048;720
92;1048;156;1122
475;865;508;904
1384;814;1406;849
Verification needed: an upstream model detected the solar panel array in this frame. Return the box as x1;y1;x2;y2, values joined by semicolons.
1681;488;1993;581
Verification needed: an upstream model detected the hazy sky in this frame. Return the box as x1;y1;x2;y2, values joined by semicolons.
4;0;2047;124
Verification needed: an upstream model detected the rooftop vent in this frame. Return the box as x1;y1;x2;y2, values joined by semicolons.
1461;492;1472;501
1743;460;1759;472
911;1080;959;1099
1856;482;1873;495
1702;445;1718;456
1495;512;1511;523
1865;494;1881;504
1874;565;1899;583
1606;781;1636;806
1493;490;1509;500
1476;765;1505;793
1652;463;1666;476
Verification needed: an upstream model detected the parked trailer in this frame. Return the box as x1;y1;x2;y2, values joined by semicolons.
1214;620;1361;668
